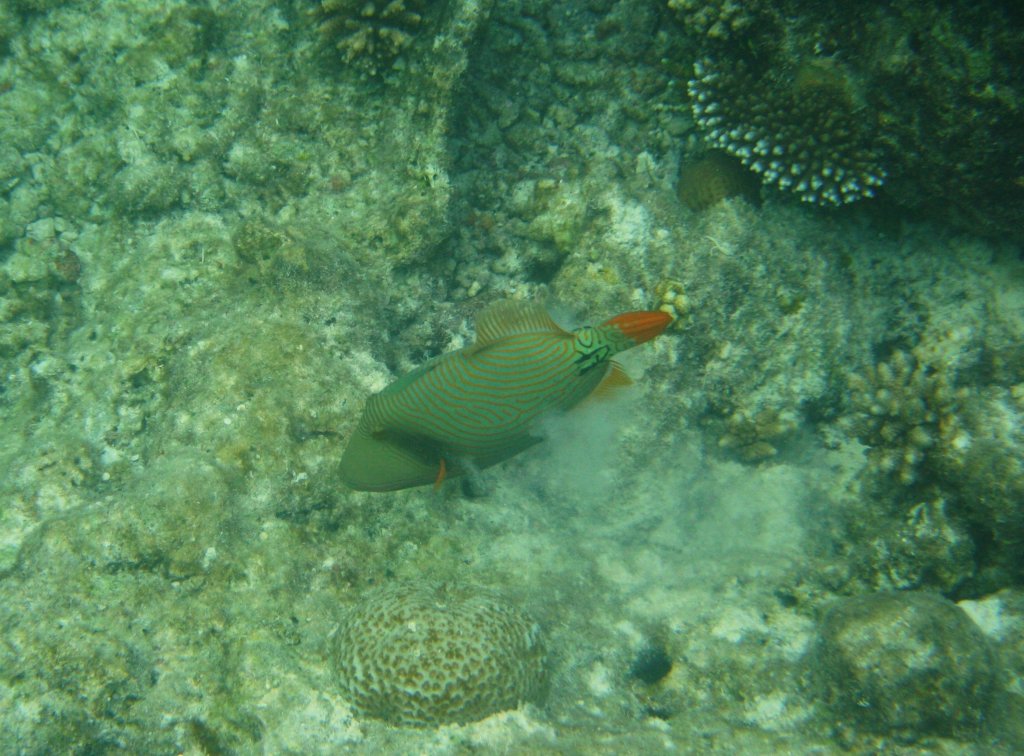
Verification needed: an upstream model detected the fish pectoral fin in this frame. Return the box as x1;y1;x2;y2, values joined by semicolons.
589;360;633;401
371;427;447;467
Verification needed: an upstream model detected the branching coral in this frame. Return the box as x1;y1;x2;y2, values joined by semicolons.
688;57;886;206
670;0;1024;238
843;343;1024;592
666;0;754;39
845;348;968;485
718;407;798;463
314;0;434;76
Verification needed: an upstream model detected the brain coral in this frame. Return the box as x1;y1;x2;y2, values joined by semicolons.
333;581;547;726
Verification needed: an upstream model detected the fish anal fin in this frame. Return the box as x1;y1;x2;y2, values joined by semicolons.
433;458;447;490
473;300;567;347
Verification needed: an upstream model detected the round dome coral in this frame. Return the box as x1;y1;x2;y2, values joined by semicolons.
333;581;547;726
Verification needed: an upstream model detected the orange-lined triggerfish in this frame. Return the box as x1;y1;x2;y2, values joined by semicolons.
339;300;672;492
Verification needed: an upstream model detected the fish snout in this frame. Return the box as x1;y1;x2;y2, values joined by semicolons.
602;310;674;345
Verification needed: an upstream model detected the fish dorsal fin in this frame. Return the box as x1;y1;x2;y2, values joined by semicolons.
473;300;567;347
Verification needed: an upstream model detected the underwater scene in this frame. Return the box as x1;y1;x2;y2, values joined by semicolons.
1;0;1023;752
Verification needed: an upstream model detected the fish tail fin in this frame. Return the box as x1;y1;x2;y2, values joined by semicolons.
601;310;673;346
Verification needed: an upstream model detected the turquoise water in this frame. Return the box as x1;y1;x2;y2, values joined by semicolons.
1;0;1022;752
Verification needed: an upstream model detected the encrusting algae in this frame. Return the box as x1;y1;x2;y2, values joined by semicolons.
339;300;672;491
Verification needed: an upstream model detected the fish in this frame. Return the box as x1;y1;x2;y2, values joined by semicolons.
339;300;672;492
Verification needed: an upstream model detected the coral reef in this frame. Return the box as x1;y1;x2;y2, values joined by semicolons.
636;201;870;456
0;6;18;53
931;385;1024;592
717;407;798;463
868;3;1024;240
0;0;494;746
841;325;1024;594
315;0;436;76
837;492;978;595
0;219;81;356
688;57;885;206
333;581;547;726
2;0;1022;751
447;0;677;301
671;0;1024;239
676;149;760;211
819;591;995;739
666;0;753;39
845;348;968;486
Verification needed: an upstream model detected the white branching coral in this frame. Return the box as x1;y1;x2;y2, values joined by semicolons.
688;57;886;206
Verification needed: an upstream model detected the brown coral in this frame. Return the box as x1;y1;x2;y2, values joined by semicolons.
845;349;968;485
717;407;798;463
666;0;754;39
333;581;547;726
654;279;689;327
315;0;433;76
677;150;760;211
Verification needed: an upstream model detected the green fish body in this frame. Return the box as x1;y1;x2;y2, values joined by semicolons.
339;300;671;492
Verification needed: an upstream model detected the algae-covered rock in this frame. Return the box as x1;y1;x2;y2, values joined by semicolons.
820;591;995;739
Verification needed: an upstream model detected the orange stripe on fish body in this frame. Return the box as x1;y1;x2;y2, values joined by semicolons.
339;301;672;492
